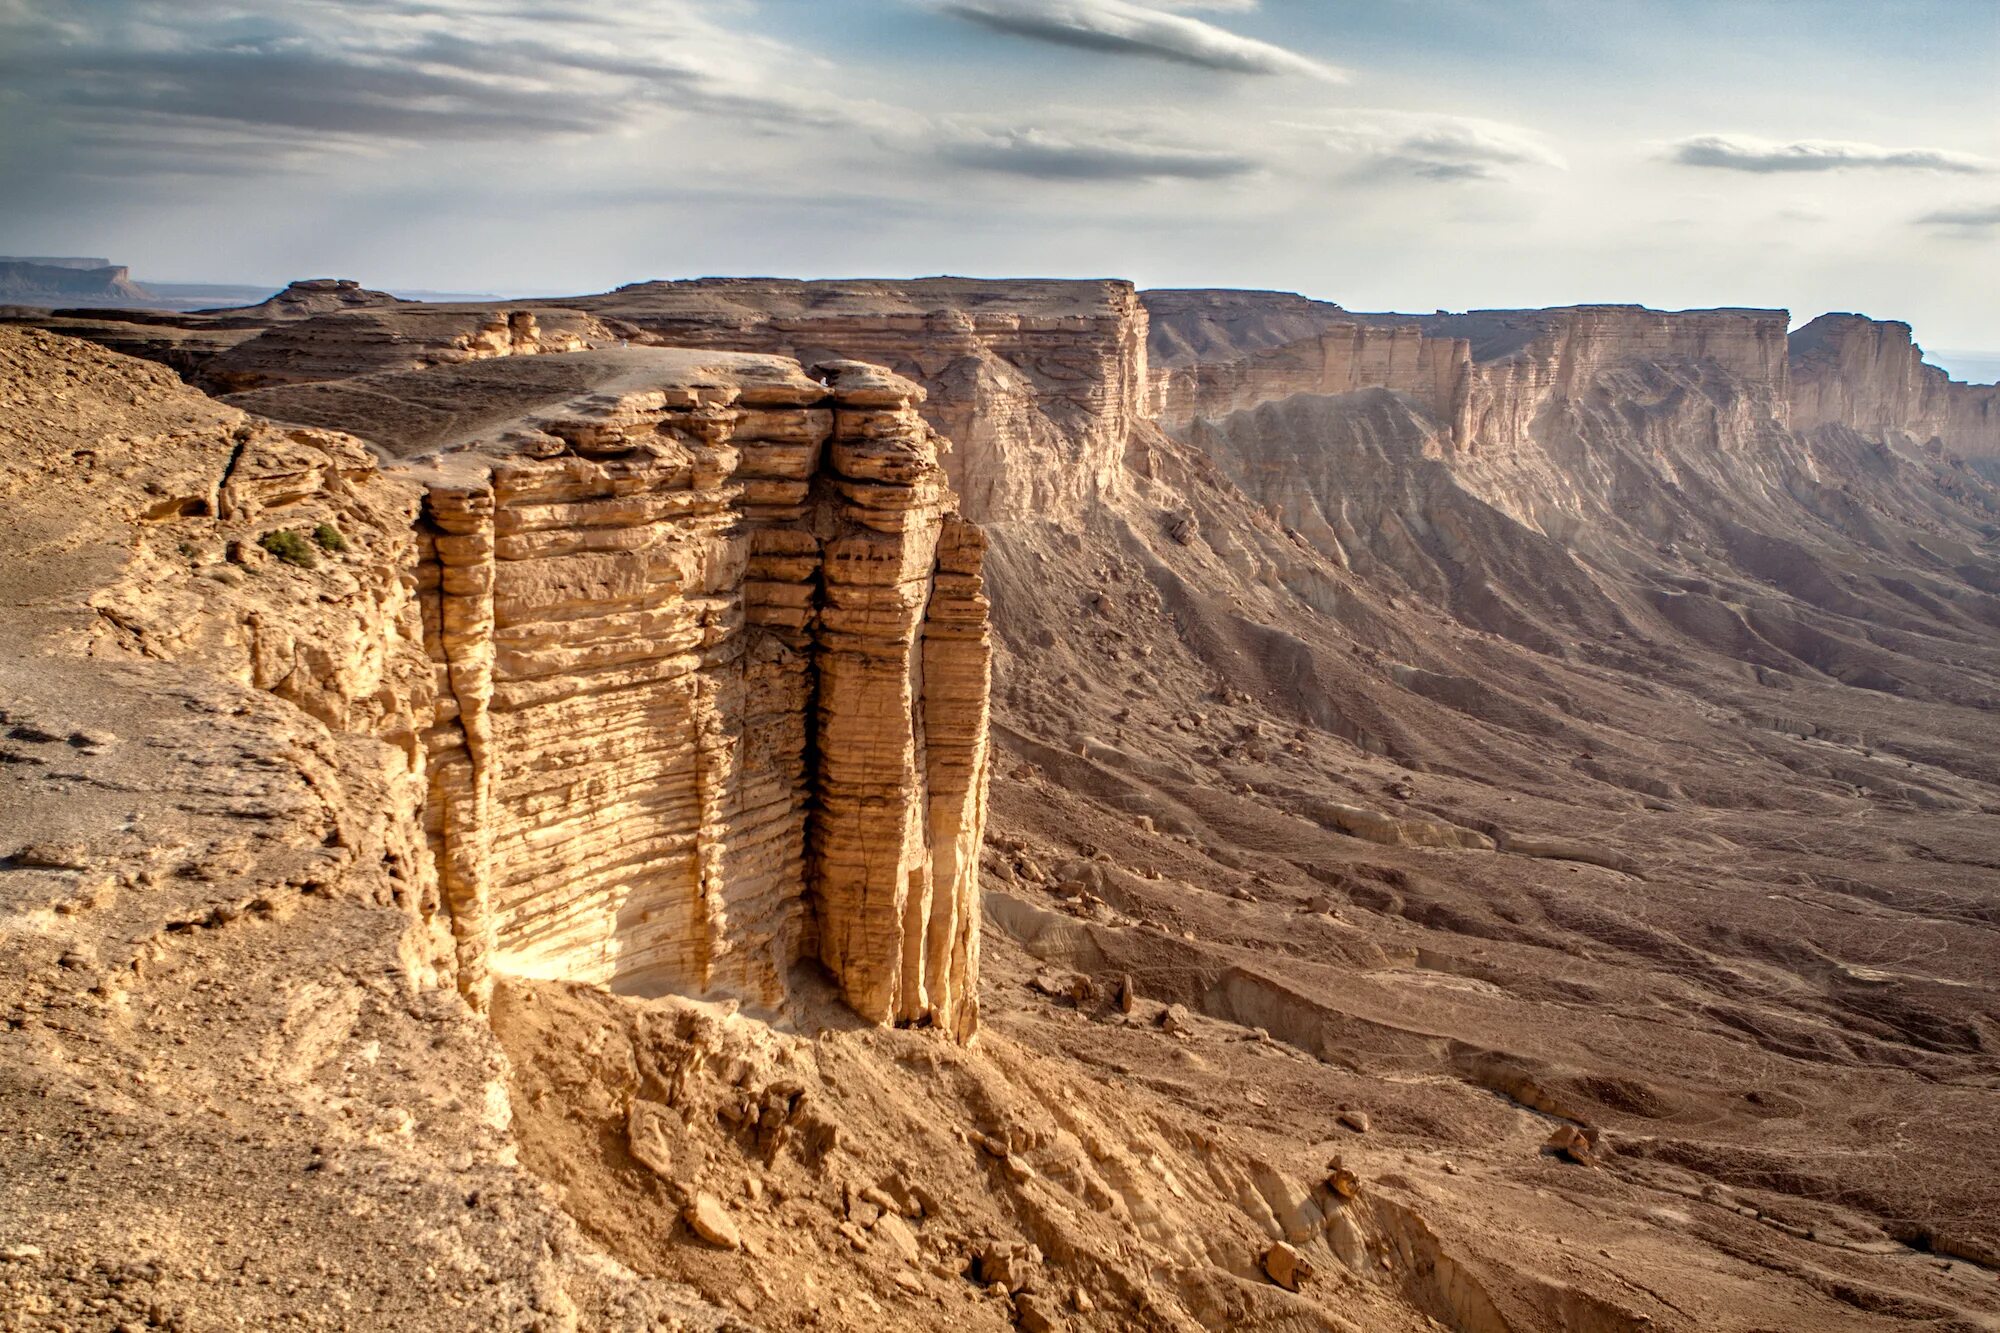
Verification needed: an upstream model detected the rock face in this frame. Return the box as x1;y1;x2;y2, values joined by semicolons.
533;278;1151;525
0;258;153;305
1789;312;2000;457
197;305;611;393
1150;301;1796;463
1150;319;1470;434
233;346;990;1033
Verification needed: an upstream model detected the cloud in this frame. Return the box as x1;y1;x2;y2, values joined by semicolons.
932;0;1340;80
1667;134;1990;175
935;124;1259;180
1286;111;1566;182
0;0;854;167
1917;203;2000;229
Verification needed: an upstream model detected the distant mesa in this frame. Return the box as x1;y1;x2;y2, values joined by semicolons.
199;277;410;320
0;256;153;304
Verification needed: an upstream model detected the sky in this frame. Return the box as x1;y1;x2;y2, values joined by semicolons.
2;0;1997;360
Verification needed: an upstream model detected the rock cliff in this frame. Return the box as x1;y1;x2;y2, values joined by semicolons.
0;257;154;304
546;278;1151;525
1790;311;2000;458
227;348;993;1033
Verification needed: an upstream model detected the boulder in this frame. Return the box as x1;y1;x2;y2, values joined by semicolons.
1262;1241;1314;1291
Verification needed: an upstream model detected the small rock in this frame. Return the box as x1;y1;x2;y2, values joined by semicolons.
1117;974;1137;1014
1262;1241;1314;1291
625;1100;676;1179
683;1194;741;1250
975;1241;1041;1294
1159;1004;1193;1037
872;1213;921;1266
1544;1124;1598;1167
1014;1291;1061;1332
1326;1164;1360;1199
1337;1108;1369;1134
2;1244;42;1263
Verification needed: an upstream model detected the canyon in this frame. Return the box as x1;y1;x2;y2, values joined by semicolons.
3;276;1998;1332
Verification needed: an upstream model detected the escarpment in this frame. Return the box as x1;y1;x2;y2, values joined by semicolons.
350;350;991;1034
1790;311;2000;458
22;332;993;1037
538;278;1151;526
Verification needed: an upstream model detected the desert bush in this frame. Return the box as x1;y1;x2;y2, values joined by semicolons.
258;529;318;569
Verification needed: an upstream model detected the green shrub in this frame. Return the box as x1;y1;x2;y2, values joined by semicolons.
311;522;348;553
258;529;318;569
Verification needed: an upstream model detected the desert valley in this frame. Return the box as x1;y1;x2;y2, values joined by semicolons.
1;270;1997;1332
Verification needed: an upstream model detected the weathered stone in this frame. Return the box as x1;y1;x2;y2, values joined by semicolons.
684;1193;742;1249
1262;1241;1313;1291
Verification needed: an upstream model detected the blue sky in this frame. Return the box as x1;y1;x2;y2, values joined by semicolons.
1;0;1996;362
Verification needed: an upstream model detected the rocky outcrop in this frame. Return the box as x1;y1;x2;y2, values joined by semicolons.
197;305;612;393
540;278;1151;524
204;277;410;321
226;346;990;1034
6;325;990;1038
1789;312;2000;457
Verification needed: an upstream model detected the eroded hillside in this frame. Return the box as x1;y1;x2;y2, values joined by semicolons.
4;276;2000;1333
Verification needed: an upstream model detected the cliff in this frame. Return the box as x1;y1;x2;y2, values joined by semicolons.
0;258;154;305
540;278;1149;525
1150;320;1471;436
1790;312;2000;457
1148;300;1793;467
5;328;990;1037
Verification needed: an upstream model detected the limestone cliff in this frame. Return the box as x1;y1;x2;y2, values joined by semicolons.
1790;312;2000;457
225;346;990;1035
531;277;1150;525
1149;320;1470;435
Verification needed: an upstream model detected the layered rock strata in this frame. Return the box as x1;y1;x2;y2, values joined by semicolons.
196;305;612;393
537;278;1151;525
1790;312;2000;457
1150;320;1471;434
233;347;991;1034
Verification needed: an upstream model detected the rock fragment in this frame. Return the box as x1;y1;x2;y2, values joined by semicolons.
1262;1241;1314;1291
684;1193;742;1250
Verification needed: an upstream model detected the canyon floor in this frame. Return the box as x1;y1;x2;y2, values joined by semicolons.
2;281;1997;1333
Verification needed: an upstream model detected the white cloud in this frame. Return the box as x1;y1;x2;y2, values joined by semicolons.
1668;134;1990;175
933;123;1260;180
1918;203;2000;230
0;0;857;164
1287;111;1566;182
931;0;1341;80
